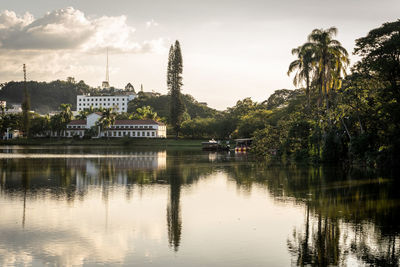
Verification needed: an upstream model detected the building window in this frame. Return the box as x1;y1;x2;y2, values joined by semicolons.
147;132;150;137
132;132;136;136
118;132;121;136
137;132;140;137
152;132;155;136
142;132;145;136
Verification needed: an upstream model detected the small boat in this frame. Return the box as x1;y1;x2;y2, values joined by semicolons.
201;139;230;151
234;138;253;153
201;139;219;150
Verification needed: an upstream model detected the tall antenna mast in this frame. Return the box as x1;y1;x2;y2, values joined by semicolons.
102;48;110;88
106;47;109;83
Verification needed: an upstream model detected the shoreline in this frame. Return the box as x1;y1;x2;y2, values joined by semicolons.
0;138;206;147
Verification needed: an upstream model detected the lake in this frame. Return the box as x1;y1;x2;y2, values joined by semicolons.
0;146;399;266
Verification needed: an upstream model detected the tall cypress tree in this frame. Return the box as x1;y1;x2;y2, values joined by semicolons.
21;64;31;137
167;40;186;138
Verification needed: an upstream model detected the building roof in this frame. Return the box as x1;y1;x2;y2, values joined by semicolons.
114;119;165;126
68;120;86;125
67;118;165;126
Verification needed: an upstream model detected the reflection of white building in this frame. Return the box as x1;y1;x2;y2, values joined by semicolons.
65;113;167;138
66;151;167;188
77;94;136;113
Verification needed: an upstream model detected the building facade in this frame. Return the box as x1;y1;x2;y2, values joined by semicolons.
76;94;136;113
65;113;166;138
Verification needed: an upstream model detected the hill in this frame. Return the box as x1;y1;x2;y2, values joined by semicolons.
0;80;219;119
0;80;92;113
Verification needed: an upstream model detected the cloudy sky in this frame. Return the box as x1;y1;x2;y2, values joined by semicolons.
1;0;399;110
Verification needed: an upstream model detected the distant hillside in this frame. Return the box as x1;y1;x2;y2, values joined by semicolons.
0;80;92;113
0;80;219;118
128;92;219;120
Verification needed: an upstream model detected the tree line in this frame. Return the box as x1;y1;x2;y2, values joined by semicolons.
168;20;400;168
1;20;399;168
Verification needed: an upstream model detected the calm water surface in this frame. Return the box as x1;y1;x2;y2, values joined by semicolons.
0;146;399;266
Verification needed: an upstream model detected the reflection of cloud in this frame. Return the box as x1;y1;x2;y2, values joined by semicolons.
0;189;166;266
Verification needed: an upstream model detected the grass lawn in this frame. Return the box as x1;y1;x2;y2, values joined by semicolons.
0;137;205;148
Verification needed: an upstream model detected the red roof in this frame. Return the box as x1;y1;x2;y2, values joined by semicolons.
68;120;86;125
67;119;165;126
114;120;165;126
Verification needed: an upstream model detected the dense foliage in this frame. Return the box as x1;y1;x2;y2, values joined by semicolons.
0;80;91;113
0;80;136;114
177;20;400;168
250;21;400;167
128;92;218;120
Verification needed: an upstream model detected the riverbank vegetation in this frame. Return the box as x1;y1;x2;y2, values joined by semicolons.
251;20;400;168
179;20;400;168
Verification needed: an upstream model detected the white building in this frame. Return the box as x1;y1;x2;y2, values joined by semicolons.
4;103;22;114
76;94;136;113
65;113;167;138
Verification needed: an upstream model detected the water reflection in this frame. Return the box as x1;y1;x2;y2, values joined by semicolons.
167;166;182;251
0;148;399;266
226;164;400;266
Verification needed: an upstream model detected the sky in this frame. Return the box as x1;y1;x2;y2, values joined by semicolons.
0;0;399;110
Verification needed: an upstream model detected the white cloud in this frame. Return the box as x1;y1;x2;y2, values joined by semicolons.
0;7;167;87
146;19;159;28
0;7;163;53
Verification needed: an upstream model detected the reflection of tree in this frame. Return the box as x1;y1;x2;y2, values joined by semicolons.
227;163;400;266
21;160;29;228
351;225;400;266
166;166;182;251
288;203;312;266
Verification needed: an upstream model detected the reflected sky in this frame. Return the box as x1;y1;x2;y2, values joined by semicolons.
0;146;399;266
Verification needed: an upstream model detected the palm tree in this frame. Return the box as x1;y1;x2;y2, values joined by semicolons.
59;104;73;123
96;108;116;137
288;44;315;109
305;27;349;110
57;104;73;136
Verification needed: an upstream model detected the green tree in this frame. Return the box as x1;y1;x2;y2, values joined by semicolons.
354;19;400;100
21;72;31;137
30;114;50;136
288;44;314;109
130;106;159;120
306;27;349;110
167;41;186;138
96;108;116;137
59;104;73;124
